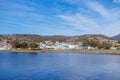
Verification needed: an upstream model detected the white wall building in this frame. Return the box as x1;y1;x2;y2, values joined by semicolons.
55;43;79;50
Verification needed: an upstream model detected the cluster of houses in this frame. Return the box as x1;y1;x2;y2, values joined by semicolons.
38;41;87;50
38;39;120;50
1;40;88;51
38;40;118;50
0;39;120;51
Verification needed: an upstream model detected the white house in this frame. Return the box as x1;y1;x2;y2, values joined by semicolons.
55;43;79;50
38;43;46;49
110;47;117;50
55;43;69;50
68;45;79;49
0;45;7;50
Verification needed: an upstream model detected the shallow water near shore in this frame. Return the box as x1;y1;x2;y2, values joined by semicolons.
0;52;120;80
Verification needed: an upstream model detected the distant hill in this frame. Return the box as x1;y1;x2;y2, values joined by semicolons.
0;34;69;42
0;34;111;43
75;34;111;40
111;34;120;40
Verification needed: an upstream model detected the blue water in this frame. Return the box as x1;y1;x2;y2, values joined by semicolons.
0;52;120;80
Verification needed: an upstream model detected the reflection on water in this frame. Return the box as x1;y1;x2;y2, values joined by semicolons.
0;52;120;80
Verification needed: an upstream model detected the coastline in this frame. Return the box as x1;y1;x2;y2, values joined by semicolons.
6;49;120;55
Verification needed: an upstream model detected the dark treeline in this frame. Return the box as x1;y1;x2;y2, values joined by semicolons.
81;37;112;49
11;40;39;49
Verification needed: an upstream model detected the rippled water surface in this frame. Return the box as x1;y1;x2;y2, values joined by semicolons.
0;52;120;80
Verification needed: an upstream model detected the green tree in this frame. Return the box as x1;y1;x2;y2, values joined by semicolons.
82;37;99;47
11;40;20;48
93;37;98;41
82;38;90;46
102;42;110;49
89;39;98;47
97;43;104;49
117;41;120;44
28;42;38;49
20;42;28;49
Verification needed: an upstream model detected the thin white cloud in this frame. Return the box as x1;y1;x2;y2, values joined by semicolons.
0;0;55;33
88;2;110;19
59;14;101;34
113;0;120;3
59;1;120;36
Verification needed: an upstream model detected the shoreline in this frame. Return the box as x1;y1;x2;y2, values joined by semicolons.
4;49;120;55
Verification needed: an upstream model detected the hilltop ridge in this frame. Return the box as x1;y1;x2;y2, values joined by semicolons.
0;34;112;42
111;34;120;40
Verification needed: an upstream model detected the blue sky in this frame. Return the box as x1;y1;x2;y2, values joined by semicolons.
0;0;120;36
